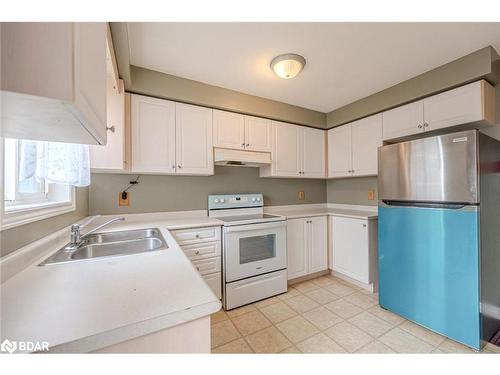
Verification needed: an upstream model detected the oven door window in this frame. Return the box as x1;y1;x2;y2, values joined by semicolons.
239;234;276;264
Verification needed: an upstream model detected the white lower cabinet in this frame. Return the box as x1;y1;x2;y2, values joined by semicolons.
287;216;327;280
171;226;222;299
330;216;377;286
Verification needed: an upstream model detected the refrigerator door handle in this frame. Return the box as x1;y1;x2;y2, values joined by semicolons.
380;200;477;211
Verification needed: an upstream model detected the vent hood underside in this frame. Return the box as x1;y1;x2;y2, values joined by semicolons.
214;148;271;167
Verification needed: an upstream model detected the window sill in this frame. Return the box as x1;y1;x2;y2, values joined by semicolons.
1;196;76;231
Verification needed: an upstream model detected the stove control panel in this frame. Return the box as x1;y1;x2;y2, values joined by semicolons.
208;194;263;210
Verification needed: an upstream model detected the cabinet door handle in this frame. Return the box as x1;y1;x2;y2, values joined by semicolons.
177;165;182;169
246;143;249;147
106;125;115;133
418;124;423;129
423;122;429;128
194;250;200;255
241;143;245;148
195;234;200;238
172;165;176;169
363;224;367;227
196;266;200;271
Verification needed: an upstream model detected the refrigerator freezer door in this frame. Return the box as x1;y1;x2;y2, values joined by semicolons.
378;130;479;204
378;204;481;350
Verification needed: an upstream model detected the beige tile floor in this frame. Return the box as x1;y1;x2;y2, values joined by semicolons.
211;274;500;354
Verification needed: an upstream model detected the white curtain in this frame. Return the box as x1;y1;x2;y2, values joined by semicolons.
18;140;91;187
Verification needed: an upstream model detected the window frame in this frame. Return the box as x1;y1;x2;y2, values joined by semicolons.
1;138;76;231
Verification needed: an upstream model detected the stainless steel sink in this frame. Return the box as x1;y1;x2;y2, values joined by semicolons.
39;228;168;266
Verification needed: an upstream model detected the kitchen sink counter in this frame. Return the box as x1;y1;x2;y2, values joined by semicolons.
265;203;378;220
0;212;223;353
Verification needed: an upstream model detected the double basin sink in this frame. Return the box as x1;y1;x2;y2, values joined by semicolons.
40;228;168;266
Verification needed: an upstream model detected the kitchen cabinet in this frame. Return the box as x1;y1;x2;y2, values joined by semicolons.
213;110;271;152
171;226;222;299
175;103;214;175
261;121;325;178
382;80;496;141
90;79;128;172
1;22;107;145
130;94;214;175
331;216;377;287
287;216;328;280
382;100;424;140
327;114;382;178
131;94;176;174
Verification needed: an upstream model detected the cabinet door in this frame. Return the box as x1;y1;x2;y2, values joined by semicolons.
351;114;382;176
301;127;326;178
73;22;107;144
244;116;272;152
175;103;214;175
272;122;301;177
90;78;126;171
331;216;369;284
423;81;484;132
382;100;424;140
308;216;328;274
213;110;245;150
327;124;352;178
286;218;308;280
131;94;175;173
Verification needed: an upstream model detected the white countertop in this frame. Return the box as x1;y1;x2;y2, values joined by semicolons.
265;204;378;220
0;214;223;353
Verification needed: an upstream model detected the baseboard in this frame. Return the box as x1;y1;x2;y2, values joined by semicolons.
330;270;376;292
287;270;330;285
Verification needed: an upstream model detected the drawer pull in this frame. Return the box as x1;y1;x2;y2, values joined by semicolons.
196;266;200;271
195;234;200;238
195;250;200;255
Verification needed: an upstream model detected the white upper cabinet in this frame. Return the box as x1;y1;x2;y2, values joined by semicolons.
266;121;301;177
261;121;325;178
327;124;352;178
351;114;383;176
175;103;214;175
423;80;495;131
213;110;245;150
131;94;176;174
0;22;107;145
90;79;127;171
301;127;326;178
382;100;424;140
328;114;382;178
244;116;272;152
213;110;271;152
382;80;496;141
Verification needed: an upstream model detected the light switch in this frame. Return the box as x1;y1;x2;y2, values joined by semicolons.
368;189;375;201
298;191;305;200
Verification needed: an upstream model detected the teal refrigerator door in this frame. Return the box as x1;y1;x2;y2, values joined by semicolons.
378;204;481;350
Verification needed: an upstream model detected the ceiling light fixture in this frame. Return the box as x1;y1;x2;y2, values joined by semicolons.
270;53;306;79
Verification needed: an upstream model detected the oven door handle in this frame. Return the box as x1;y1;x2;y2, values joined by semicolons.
224;221;286;233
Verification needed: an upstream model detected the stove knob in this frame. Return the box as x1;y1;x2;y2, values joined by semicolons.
214;198;220;203
251;197;256;202
256;197;261;202
220;198;225;203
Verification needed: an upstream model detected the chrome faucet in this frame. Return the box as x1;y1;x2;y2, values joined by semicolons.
68;217;125;249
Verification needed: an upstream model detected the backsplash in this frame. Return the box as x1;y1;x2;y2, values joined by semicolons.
327;176;378;206
89;166;327;215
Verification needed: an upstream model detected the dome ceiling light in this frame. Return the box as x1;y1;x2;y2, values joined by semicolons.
270;53;306;79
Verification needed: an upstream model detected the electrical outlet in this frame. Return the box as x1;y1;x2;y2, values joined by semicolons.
298;191;305;200
368;189;375;201
119;191;130;206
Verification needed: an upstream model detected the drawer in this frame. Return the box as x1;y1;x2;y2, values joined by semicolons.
181;241;221;260
171;226;221;245
191;257;221;276
203;272;222;299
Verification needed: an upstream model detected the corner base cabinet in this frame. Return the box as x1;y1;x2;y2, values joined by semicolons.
287;216;328;280
330;216;378;287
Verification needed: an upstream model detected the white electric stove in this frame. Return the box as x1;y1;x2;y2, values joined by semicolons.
208;194;288;310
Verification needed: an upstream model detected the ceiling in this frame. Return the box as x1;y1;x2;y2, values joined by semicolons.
127;23;500;113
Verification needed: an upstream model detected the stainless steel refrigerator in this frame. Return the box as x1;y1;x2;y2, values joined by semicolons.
378;129;500;350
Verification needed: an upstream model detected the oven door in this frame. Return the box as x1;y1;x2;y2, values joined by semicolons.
224;221;286;283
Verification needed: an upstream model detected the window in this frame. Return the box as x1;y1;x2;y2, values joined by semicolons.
2;138;75;230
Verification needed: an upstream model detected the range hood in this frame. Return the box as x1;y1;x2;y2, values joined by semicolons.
214;148;271;167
